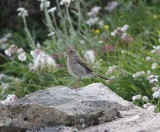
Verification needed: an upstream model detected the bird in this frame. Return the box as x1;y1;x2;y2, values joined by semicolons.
64;48;109;88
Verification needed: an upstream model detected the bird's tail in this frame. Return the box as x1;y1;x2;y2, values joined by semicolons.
92;72;109;80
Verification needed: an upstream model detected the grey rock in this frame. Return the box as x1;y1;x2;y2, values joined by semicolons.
81;109;160;132
1;83;160;132
0;83;134;131
26;125;74;132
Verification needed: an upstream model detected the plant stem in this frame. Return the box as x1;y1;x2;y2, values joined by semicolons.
65;5;74;34
22;17;35;49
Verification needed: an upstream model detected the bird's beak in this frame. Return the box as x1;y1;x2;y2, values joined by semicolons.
64;51;68;57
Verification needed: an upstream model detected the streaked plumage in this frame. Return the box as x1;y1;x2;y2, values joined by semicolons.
65;48;109;87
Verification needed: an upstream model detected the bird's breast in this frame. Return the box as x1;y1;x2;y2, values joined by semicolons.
67;57;92;78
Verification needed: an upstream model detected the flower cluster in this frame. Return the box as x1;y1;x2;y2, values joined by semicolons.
143;103;156;112
105;1;119;13
147;75;159;84
84;50;96;65
17;48;27;61
29;49;56;71
106;65;118;75
17;7;28;17
132;94;142;101
38;0;50;11
152;86;159;92
132;93;158;112
86;17;99;26
1;94;17;106
132;95;149;102
5;44;17;56
5;45;27;62
87;6;101;17
151;45;160;55
151;62;157;70
152;89;160;98
86;6;101;26
111;24;129;38
132;71;145;78
48;7;57;13
146;56;151;61
60;0;74;6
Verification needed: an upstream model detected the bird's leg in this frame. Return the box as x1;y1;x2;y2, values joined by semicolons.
73;77;81;89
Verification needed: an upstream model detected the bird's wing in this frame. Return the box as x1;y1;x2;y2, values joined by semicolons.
74;55;93;72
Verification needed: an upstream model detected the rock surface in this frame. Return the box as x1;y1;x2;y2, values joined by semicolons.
0;83;160;132
81;109;160;132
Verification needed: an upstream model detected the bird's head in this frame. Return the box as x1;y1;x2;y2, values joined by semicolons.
64;48;78;57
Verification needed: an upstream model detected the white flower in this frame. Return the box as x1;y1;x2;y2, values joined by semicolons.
84;50;95;65
48;7;57;13
121;24;129;32
132;94;142;101
147;75;159;84
98;41;104;44
143;103;155;112
121;33;127;39
48;32;55;37
4;44;17;56
34;52;46;68
17;48;24;54
5;49;12;56
136;95;142;100
151;45;160;54
30;49;41;58
147;105;156;112
18;52;26;61
132;96;137;101
87;6;101;17
151;62;157;70
132;71;145;78
1;94;17;106
28;63;36;72
142;96;149;102
29;50;56;71
111;31;116;37
17;7;28;17
151;87;159;92
17;48;26;61
111;25;129;38
105;1;119;12
143;104;147;109
60;0;74;6
153;90;160;98
106;65;117;75
38;0;50;10
146;56;151;61
86;17;99;26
